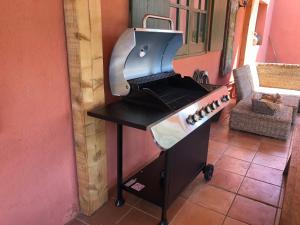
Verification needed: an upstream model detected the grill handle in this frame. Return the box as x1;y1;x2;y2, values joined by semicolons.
142;14;175;31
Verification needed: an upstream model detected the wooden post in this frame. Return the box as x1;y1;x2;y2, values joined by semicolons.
64;0;107;215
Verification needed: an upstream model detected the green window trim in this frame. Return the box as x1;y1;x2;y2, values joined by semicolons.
130;0;228;58
170;0;212;56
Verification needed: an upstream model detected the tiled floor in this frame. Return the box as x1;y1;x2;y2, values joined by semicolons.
67;101;298;225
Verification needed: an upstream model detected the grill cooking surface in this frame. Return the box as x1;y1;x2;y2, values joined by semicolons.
148;86;204;110
127;73;208;111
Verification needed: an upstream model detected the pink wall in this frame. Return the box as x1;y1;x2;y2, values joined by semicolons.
240;0;275;64
101;0;246;186
0;1;78;225
266;0;300;63
101;0;160;186
255;0;275;62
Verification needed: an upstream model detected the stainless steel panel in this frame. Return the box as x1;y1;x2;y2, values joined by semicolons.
150;86;230;150
109;29;135;96
123;31;183;80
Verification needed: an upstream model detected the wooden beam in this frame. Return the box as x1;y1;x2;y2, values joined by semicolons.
64;0;107;215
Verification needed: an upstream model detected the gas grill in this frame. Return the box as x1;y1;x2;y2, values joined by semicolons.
88;15;230;225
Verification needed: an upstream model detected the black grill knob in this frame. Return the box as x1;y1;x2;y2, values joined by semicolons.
221;96;227;102
222;95;230;102
216;100;221;107
192;113;201;122
211;102;217;110
205;105;212;113
199;109;206;118
186;115;195;125
225;94;230;101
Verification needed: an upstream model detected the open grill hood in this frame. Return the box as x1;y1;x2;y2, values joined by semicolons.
109;17;184;96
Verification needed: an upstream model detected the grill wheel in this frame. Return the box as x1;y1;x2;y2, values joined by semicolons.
203;164;214;181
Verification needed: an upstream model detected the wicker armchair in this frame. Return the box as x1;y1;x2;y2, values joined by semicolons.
230;98;293;140
229;64;299;140
233;65;299;123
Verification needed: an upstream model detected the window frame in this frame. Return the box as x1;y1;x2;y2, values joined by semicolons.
169;0;213;57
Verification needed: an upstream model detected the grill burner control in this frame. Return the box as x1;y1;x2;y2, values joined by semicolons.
199;109;206;118
205;105;212;113
222;95;231;102
186;110;203;125
192;113;201;122
211;102;217;110
186;115;195;125
184;95;229;125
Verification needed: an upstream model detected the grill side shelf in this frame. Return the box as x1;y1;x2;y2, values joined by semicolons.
87;101;171;130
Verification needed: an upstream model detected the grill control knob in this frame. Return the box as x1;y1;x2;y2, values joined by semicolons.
222;95;231;102
199;109;206;118
205;105;212;113
192;113;201;122
186;115;195;125
225;94;231;101
216;100;221;107
211;102;217;110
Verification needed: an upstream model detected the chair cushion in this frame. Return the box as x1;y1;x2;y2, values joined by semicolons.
252;94;281;116
230;98;293;140
233;65;255;102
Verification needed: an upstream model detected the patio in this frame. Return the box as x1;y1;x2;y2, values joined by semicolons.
67;100;299;225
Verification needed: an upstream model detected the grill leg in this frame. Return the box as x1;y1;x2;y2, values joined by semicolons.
159;209;168;225
115;124;125;207
159;151;169;225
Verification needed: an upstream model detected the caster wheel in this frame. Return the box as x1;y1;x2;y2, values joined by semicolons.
158;220;168;225
203;164;214;181
115;198;125;207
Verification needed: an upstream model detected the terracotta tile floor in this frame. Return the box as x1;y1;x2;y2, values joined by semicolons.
68;101;296;225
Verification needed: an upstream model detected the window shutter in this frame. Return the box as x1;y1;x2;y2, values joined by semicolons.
130;0;148;28
130;0;170;29
209;0;228;51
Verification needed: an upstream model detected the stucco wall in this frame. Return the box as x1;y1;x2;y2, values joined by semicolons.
242;0;275;64
255;0;275;62
101;0;246;186
266;0;300;63
0;1;78;225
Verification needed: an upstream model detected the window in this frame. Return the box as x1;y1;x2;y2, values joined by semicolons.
170;0;211;56
130;0;228;56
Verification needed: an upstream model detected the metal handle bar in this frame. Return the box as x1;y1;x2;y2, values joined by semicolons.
142;14;175;30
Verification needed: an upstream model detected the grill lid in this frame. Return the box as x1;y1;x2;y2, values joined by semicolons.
109;15;183;96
